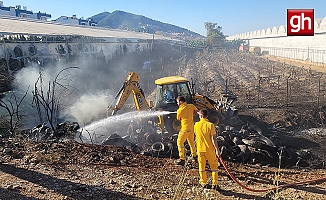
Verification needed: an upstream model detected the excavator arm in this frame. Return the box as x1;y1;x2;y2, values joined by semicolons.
107;72;149;116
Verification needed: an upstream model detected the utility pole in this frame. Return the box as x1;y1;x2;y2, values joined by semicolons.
179;34;182;51
258;77;261;107
317;74;322;107
151;33;154;51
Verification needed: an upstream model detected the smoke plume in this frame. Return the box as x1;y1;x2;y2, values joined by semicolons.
13;59;115;128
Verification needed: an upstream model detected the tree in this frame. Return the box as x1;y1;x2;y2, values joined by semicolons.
186;39;206;48
204;22;225;49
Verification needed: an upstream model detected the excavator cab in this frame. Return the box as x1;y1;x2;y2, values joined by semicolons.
154;76;193;111
154;76;193;133
155;84;177;111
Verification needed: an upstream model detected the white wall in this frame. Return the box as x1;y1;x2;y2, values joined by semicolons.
0;42;150;62
227;16;326;63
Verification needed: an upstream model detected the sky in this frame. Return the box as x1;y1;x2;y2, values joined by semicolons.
3;0;326;36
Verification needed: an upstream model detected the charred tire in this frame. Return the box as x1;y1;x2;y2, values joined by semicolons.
150;142;175;158
151;142;165;153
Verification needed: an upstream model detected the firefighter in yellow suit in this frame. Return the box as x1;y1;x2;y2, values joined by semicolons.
194;108;220;190
174;96;198;166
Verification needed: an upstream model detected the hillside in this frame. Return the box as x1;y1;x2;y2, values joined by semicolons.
91;10;204;38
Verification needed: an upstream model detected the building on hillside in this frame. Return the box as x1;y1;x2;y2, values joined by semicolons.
0;1;51;20
35;11;51;20
54;15;97;26
79;17;97;26
55;15;79;25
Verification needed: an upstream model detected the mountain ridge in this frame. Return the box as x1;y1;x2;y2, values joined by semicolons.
90;10;204;39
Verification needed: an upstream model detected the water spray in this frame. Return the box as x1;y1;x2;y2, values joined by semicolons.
77;110;177;143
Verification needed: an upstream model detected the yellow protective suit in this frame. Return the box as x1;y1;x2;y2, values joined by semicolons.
176;102;197;160
194;118;219;186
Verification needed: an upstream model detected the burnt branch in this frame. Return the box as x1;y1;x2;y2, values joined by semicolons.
32;67;80;131
0;88;29;136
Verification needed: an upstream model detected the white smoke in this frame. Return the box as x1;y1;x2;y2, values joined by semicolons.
63;92;113;125
14;64;41;92
12;61;115;128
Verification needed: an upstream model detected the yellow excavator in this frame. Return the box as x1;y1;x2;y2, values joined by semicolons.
107;71;241;134
107;72;151;116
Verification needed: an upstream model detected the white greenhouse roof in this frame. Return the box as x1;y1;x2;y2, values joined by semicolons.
0;15;172;41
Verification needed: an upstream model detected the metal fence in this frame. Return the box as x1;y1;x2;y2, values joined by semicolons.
262;47;326;65
225;71;326;110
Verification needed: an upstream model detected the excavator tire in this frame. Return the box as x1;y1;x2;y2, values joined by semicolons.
208;110;224;126
164;113;180;134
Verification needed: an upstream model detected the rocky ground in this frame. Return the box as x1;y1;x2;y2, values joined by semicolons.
1;52;326;199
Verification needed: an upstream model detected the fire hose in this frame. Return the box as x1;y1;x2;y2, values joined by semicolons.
216;149;326;193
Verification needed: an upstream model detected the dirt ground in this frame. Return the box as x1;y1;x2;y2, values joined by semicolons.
0;135;325;200
1;52;326;199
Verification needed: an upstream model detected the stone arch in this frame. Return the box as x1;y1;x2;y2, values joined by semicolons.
7;48;23;71
252;30;257;37
76;43;89;53
71;44;79;53
28;44;37;56
88;44;95;52
56;44;66;55
65;44;72;54
265;28;272;35
278;25;286;34
242;32;248;38
249;31;255;38
256;29;261;36
83;44;89;53
13;45;23;58
271;26;278;35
